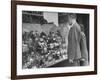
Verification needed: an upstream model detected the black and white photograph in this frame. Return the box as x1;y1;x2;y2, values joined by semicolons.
22;11;89;69
11;1;97;79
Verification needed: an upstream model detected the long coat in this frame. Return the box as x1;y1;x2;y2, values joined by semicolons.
67;22;82;60
80;32;88;61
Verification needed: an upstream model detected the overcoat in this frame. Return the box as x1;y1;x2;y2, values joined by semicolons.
80;32;88;64
67;22;82;60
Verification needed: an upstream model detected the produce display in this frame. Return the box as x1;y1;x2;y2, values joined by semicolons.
22;30;68;69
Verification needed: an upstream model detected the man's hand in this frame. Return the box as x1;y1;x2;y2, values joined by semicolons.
80;58;85;61
68;59;73;63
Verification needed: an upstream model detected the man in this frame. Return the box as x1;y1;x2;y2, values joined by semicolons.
80;24;89;66
67;13;82;66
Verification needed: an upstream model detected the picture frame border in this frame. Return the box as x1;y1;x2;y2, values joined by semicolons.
11;1;97;80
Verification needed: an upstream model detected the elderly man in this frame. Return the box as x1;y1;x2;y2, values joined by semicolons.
67;13;82;66
80;24;89;66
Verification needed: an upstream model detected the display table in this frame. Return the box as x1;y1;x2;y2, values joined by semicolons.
40;55;68;68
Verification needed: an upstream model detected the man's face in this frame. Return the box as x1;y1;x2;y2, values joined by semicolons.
68;17;72;25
